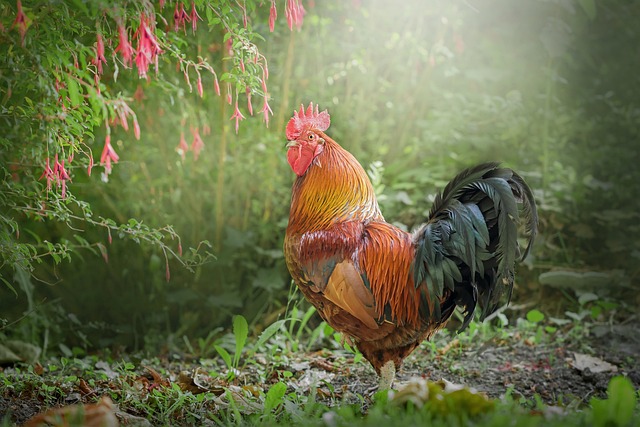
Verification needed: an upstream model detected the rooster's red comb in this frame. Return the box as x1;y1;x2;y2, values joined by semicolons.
286;103;331;140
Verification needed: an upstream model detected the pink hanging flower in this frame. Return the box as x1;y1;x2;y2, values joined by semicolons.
100;134;120;175
226;84;232;105
183;68;192;91
87;154;94;176
285;0;305;30
213;74;220;96
190;2;202;33
225;37;233;56
269;1;277;32
246;86;253;115
53;154;71;199
113;99;139;139
133;116;141;140
12;0;31;46
261;72;268;93
134;13;162;79
159;0;166;10
116;107;129;131
173;2;190;33
190;127;204;160
177;131;189;160
259;96;273;127
230;98;245;134
135;48;150;79
39;157;55;191
95;33;107;75
196;73;203;97
115;24;134;68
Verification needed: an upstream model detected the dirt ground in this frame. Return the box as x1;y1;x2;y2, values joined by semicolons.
1;320;639;425
288;320;640;409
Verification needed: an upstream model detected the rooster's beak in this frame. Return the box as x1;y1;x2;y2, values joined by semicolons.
286;141;298;149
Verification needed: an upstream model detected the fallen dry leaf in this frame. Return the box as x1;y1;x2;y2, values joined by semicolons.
177;368;225;395
311;358;337;372
79;378;95;396
144;365;170;388
570;352;618;373
23;396;118;427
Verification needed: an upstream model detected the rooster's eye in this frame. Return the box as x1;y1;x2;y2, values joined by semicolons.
308;134;314;140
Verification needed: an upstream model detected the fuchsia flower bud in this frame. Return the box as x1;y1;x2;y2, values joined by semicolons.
133;116;141;140
190;127;204;160
39;157;55;191
95;33;107;75
173;2;189;33
177;131;189;160
285;0;305;31
190;2;202;34
196;74;203;97
12;0;31;46
269;1;277;32
246;86;253;116
87;154;94;176
259;96;273;127
230;98;246;134
213;75;221;96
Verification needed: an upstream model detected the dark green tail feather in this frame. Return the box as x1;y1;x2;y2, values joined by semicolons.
412;163;537;331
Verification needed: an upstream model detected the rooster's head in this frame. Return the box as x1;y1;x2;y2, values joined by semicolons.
285;103;331;176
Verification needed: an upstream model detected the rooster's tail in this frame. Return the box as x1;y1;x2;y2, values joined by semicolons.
412;162;538;330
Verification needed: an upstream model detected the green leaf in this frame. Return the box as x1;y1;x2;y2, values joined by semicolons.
66;75;81;107
526;309;545;323
205;7;217;26
232;315;248;368
590;376;637;427
251;319;287;355
578;292;599;306
296;306;316;340
214;345;232;369
0;276;18;297
263;382;287;413
69;0;89;16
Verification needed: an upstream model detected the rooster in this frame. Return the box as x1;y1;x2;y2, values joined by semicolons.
283;103;537;389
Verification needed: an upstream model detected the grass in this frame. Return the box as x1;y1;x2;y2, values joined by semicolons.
1;308;639;426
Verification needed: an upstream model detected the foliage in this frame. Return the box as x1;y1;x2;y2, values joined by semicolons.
0;0;295;348
590;376;638;427
1;0;639;356
1;317;639;426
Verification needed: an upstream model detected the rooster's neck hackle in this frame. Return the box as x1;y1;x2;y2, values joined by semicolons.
287;136;382;233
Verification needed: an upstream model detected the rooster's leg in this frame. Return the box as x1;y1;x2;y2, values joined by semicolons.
378;360;396;390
